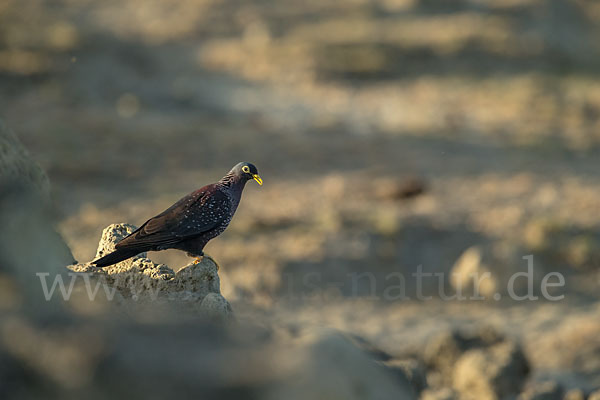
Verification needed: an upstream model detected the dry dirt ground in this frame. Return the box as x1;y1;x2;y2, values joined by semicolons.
3;0;600;395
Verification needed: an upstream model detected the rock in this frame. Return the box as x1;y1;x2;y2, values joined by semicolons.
0;183;75;313
0;316;417;399
349;334;393;361
346;335;423;396
588;389;600;400
0;207;411;399
450;243;540;299
517;381;563;400
172;259;221;294
374;177;426;201
133;257;175;281
563;388;585;400
0;117;75;288
0;118;50;200
424;327;528;399
199;293;233;317
523;218;600;271
270;333;416;400
420;388;456;400
426;371;445;389
424;330;469;377
382;358;427;395
453;341;530;400
0;121;74;312
423;326;504;383
68;224;232;318
523;218;559;251
94;223;146;261
450;246;498;298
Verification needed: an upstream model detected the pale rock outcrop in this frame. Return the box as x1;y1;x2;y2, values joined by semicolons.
69;223;232;317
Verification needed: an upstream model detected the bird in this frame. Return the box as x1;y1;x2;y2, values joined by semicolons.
92;162;262;268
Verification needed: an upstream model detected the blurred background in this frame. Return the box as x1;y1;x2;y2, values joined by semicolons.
3;0;600;397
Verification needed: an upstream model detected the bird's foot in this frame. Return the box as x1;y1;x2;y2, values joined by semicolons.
188;253;220;270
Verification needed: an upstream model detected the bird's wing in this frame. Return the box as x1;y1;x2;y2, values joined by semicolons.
116;188;229;250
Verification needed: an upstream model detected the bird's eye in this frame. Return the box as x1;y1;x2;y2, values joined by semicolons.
242;166;250;173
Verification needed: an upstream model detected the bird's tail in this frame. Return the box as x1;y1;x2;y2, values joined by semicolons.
92;248;141;268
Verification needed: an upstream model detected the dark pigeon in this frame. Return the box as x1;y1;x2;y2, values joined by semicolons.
93;162;262;268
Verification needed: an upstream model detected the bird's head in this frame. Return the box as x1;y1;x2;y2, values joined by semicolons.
231;162;263;185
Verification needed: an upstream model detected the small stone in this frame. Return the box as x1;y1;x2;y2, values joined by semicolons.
420;388;456;400
450;246;497;298
588;389;600;400
563;388;585;400
423;327;504;383
518;381;563;400
424;330;471;377
450;243;539;299
453;341;529;400
374;177;426;201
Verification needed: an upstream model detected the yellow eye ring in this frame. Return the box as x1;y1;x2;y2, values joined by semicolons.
242;166;250;173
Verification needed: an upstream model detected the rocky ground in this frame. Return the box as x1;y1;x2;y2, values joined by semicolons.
2;0;600;398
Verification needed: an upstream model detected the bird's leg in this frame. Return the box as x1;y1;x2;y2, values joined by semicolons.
186;252;203;265
186;252;219;270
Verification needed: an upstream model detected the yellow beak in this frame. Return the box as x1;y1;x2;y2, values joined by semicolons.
252;174;263;186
